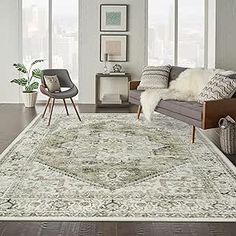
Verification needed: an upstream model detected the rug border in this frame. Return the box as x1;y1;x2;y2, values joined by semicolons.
197;128;236;174
0;114;235;222
0;217;235;222
0;114;41;158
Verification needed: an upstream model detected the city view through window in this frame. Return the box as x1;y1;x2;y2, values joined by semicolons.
22;0;78;96
148;0;205;67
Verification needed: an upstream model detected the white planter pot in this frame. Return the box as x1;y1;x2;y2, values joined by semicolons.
22;91;38;108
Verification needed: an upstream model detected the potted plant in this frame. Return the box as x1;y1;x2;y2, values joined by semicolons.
11;59;44;108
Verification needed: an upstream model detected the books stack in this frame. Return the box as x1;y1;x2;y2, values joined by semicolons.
101;94;122;104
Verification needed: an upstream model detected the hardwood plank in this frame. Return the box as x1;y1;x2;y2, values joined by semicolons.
96;222;117;236
117;222;136;236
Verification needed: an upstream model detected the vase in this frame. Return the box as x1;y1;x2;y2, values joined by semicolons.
22;91;38;108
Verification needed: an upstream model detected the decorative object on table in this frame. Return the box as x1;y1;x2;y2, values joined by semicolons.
100;4;128;32
100;34;128;62
219;116;236;154
40;69;82;126
96;73;131;107
113;64;122;72
110;64;125;75
1;113;236;220
10;59;44;108
103;53;109;74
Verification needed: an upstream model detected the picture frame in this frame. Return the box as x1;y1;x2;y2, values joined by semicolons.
100;35;128;62
100;4;128;32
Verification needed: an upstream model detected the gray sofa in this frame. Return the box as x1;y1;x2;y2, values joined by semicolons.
129;66;236;143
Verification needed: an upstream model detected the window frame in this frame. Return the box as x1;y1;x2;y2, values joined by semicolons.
147;0;214;68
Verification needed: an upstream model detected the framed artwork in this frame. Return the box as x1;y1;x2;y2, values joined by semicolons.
100;35;128;62
100;4;128;32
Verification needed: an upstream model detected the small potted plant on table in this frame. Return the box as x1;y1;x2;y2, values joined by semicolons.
11;59;44;108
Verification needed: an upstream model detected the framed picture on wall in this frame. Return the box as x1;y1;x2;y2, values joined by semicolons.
100;34;128;62
100;4;128;32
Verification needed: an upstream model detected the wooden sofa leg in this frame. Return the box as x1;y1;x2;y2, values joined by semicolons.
137;105;142;120
191;126;196;144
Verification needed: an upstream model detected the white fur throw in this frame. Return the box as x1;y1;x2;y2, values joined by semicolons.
140;68;227;121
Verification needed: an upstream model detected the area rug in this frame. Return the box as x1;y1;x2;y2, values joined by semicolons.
0;113;235;221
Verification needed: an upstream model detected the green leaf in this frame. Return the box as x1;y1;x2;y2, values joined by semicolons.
13;63;28;73
25;82;39;92
32;69;42;79
10;78;28;86
31;59;44;66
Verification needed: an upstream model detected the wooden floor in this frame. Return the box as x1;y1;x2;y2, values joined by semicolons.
0;103;235;236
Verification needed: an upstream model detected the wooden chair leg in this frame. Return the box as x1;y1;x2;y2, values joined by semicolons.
42;98;51;118
48;98;55;126
63;99;69;116
70;98;82;121
137;105;142;120
191;126;196;144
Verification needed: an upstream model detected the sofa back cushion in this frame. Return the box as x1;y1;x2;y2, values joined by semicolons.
169;66;188;82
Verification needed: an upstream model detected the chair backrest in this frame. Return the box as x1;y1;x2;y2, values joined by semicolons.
42;69;74;88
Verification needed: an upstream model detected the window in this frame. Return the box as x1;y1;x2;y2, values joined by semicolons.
148;0;174;65
22;0;49;69
178;0;204;67
148;0;206;67
52;0;78;85
22;0;79;100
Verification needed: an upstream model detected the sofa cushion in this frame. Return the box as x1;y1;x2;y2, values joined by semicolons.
158;100;203;121
44;75;61;92
197;74;236;103
137;65;171;90
129;91;203;120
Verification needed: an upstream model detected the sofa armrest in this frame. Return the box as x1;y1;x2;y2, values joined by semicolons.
129;81;140;90
202;98;236;129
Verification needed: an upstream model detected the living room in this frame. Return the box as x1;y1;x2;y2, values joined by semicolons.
0;0;235;235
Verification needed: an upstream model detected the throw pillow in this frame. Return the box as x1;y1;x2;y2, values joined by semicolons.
137;65;171;90
197;74;236;103
44;75;61;92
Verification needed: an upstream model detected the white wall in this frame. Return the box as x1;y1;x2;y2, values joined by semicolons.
79;0;147;104
0;0;21;103
215;0;236;71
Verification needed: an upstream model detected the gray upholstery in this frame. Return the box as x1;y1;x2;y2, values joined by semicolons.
156;107;202;127
41;69;78;99
169;66;187;82
158;100;202;120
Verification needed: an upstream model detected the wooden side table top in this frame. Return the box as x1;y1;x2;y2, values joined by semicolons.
96;73;131;80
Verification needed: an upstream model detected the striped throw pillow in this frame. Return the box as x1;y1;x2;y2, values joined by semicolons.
137;65;171;90
197;74;236;103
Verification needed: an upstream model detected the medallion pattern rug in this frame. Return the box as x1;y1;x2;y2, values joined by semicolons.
0;113;235;221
